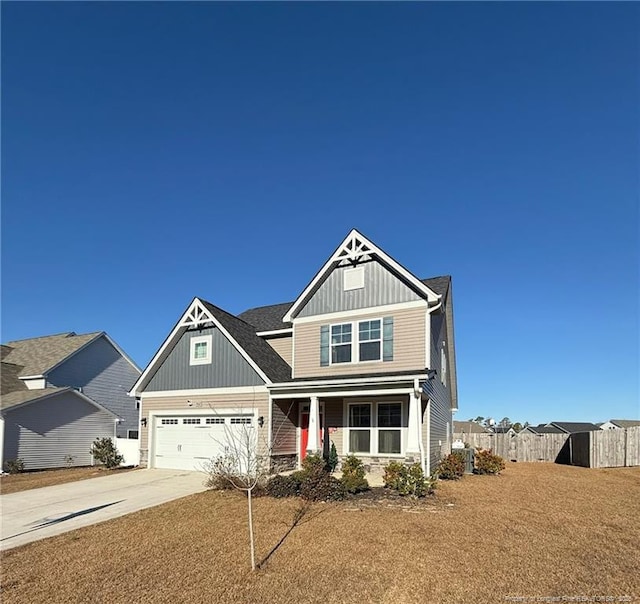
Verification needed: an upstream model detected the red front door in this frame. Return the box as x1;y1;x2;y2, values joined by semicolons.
300;412;323;462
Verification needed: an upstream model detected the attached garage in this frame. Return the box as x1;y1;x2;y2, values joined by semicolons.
150;413;255;471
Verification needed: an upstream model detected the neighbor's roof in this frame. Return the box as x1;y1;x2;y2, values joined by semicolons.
609;419;640;428
492;426;514;434
453;421;490;434
2;332;102;377
1;362;28;395
1;386;73;411
525;424;564;434
548;422;602;433
238;275;452;334
200;300;293;383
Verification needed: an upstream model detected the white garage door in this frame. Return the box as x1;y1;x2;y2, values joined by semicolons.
153;415;254;471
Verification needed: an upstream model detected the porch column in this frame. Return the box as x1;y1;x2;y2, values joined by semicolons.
306;396;321;453
407;391;422;454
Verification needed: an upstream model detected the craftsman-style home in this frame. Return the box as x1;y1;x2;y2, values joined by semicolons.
130;230;458;474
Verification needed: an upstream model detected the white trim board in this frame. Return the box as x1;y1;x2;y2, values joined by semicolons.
292;300;427;325
141;386;268;399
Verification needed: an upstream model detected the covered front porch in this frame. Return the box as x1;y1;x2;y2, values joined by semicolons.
267;374;431;474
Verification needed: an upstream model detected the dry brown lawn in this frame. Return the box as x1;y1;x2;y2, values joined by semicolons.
2;463;638;604
0;466;138;495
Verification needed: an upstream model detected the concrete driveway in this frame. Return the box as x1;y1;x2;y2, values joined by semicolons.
1;469;208;551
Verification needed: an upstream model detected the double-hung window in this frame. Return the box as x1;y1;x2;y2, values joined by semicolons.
377;403;402;454
358;319;381;362
321;317;393;367
331;323;352;364
348;404;371;453
347;401;404;456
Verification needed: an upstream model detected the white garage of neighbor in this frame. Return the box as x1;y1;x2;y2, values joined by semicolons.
149;412;255;472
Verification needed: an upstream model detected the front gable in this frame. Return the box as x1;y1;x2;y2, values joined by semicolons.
284;229;441;323
145;325;264;391
297;259;424;318
131;298;274;395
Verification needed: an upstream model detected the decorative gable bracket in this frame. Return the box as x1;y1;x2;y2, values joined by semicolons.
336;232;373;266
179;299;216;329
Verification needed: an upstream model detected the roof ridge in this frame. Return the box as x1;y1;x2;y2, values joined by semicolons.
199;299;257;331
5;331;103;345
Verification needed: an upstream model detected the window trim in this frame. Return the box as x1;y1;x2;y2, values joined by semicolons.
190;335;212;366
345;400;406;457
328;318;383;366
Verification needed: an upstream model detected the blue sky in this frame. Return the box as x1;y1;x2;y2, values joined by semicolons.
2;2;638;425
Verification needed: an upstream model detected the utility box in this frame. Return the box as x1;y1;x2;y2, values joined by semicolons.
461;447;475;474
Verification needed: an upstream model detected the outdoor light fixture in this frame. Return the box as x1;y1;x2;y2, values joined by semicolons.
141;418;147;427
258;416;264;428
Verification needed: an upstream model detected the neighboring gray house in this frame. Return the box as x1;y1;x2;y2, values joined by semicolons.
130;229;458;475
599;419;640;430
453;420;490;435
1;332;141;470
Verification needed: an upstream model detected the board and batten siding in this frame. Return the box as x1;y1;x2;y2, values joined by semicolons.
3;392;115;470
140;390;270;462
46;335;141;438
272;399;297;455
293;306;426;378
297;260;422;317
145;327;264;392
265;335;293;368
423;310;453;469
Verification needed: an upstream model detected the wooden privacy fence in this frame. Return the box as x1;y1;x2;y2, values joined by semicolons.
453;426;640;468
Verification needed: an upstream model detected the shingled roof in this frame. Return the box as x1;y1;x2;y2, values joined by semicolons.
0;386;71;411
200;300;292;383
549;422;602;433
238;302;293;332
2;332;102;376
1;362;28;396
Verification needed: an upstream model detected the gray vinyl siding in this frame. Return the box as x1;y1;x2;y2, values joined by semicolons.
2;393;115;470
423;310;453;470
145;327;264;392
298;260;422;317
46;336;141;438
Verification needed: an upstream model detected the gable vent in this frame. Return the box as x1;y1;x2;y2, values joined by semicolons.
343;266;365;291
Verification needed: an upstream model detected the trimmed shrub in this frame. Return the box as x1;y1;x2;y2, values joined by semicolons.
436;452;466;480
383;461;435;498
382;461;405;490
90;437;123;469
3;458;25;474
299;465;345;501
474;448;506;475
265;474;301;498
299;453;328;476
340;455;369;494
327;441;339;473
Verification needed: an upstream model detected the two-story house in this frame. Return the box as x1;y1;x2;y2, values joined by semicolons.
130;229;458;475
1;332;141;470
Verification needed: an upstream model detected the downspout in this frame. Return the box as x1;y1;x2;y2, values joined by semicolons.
414;378;426;473
421;296;442;476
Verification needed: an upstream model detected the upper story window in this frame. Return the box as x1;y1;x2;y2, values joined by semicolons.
322;317;392;366
331;323;352;364
358;320;381;361
190;335;212;366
